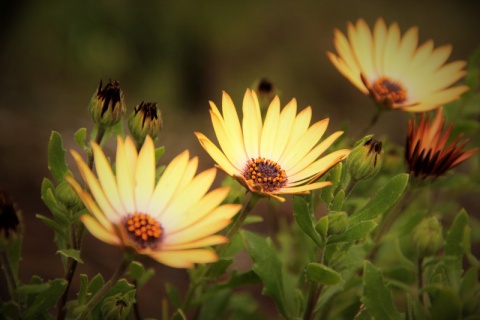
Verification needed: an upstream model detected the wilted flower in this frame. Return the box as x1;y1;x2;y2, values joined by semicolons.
0;191;21;250
195;89;350;202
67;136;241;268
346;135;383;181
89;79;126;128
128;101;163;146
405;108;478;179
327;18;468;112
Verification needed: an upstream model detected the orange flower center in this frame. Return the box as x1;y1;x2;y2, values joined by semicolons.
124;213;163;249
243;157;287;192
372;77;407;104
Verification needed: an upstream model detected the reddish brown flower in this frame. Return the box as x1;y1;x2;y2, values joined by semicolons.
405;108;478;179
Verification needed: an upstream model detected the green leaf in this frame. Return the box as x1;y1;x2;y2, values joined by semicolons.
320;163;343;205
165;283;181;309
242;230;291;319
155;146;165;164
315;216;328;240
329;189;345;211
0;300;21;320
305;263;343;285
427;287;462;320
445;209;469;257
56;249;84;263
22;278;68;319
206;258;233;279
198;288;231;320
48;131;69;183
128;261;154;288
74;128;88;151
349;173;408;226
328;221;377;245
362;261;402;320
293;196;323;247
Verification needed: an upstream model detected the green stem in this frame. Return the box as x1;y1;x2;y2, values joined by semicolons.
179;193;262;317
417;258;429;307
360;108;383;136
303;246;326;320
0;251;18;304
343;178;358;200
57;126;106;320
75;252;135;320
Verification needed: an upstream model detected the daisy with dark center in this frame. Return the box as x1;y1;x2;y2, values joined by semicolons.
405;107;478;179
195;89;350;202
67;135;241;268
327;18;468;112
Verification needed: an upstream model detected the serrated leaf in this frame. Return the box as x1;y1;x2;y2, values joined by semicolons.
57;249;84;263
242;230;291;319
349;173;409;226
328;221;377;245
207;258;233;279
293;196;323;248
74;128;88;151
22;279;68;319
48;131;69;183
362;261;402;320
305;263;343;285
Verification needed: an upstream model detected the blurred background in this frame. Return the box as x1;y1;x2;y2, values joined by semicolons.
1;0;479;318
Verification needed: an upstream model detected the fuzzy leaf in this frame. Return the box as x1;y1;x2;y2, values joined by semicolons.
293;196;323;247
349;173;408;226
305;263;343;285
328;221;377;245
362;261;402;320
48;131;69;183
57;249;84;264
22;279;68;319
242;230;291;319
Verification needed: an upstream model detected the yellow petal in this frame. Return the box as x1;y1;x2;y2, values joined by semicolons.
221;91;247;160
373;18;387;76
242;89;262;158
116;136;136;213
176;156;198;192
270;98;297;161
382;21;401;77
349;19;375;78
149;249;218;269
135;136;155;213
327;52;367;93
195;132;239;176
277;181;332;194
71;150;120;221
278;107;313;163
161;235;227;250
147;150;190;219
288;149;350;183
391;26;418;78
81;215;120;246
260;96;281;159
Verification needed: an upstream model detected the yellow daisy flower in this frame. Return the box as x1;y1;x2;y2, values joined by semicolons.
327;18;468;112
195;89;350;202
66;135;241;268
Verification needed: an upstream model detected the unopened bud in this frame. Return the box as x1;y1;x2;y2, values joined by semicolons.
327;211;348;236
101;292;135;320
252;78;277;110
89;79;126;128
346;135;383;181
412;216;443;258
128;101;162;146
55;180;81;208
0;191;21;251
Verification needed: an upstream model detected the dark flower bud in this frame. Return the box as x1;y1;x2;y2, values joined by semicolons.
252;78;277;110
101;292;135;320
346;135;383;181
89;79;126;128
128;101;162;146
412;216;443;258
0;191;21;251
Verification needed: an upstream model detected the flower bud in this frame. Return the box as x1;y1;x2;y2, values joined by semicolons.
89;79;126;128
0;191;21;251
327;211;348;236
101;292;134;320
252;78;277;111
346;135;383;181
128;101;162;146
412;216;443;258
55;180;81;208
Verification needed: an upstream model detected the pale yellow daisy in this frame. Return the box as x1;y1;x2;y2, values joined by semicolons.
66;135;241;268
195;89;350;202
327;18;468;112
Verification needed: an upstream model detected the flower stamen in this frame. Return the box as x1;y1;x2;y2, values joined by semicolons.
243;157;287;192
371;77;407;106
124;213;162;249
